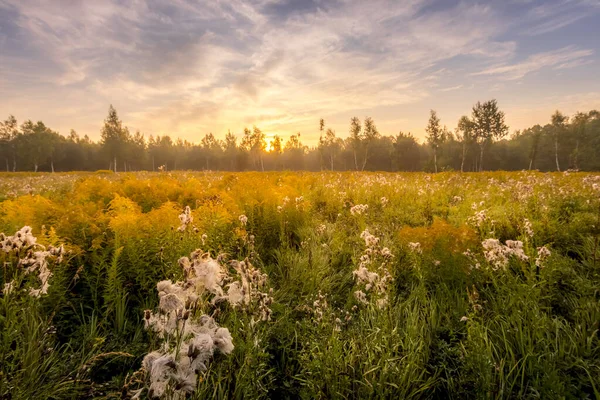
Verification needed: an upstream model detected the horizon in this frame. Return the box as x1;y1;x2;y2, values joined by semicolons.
1;0;599;145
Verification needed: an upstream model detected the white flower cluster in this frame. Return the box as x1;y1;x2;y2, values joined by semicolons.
593;183;600;194
300;291;354;331
1;226;66;297
311;291;328;323
462;249;481;270
481;239;528;270
352;229;393;308
138;250;273;398
277;197;290;213
316;224;327;235
177;206;193;232
1;226;38;251
238;214;248;226
408;242;422;254
227;259;273;323
535;246;551;268
468;208;488;229
522;218;534;238
360;229;379;248
140;313;234;399
350;204;369;215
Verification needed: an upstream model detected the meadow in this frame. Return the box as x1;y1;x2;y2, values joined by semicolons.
0;170;599;399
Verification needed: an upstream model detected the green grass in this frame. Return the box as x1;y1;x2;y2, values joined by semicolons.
0;171;599;399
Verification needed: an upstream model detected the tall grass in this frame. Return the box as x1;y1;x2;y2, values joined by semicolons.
0;171;599;399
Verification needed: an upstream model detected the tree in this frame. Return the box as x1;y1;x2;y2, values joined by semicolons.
20;120;57;172
270;134;283;170
129;130;147;171
425;110;443;173
45;129;63;173
284;133;304;170
456;115;474;173
100;105;130;172
361;117;379;171
223;130;238;171
319;127;341;171
252;126;267;171
525;125;543;171
471;99;508;171
240;126;266;171
318;118;325;169
0;115;18;172
148;135;174;171
392;132;421;171
200;133;222;170
550;110;568;172
4;104;600;173
570;111;589;170
349;117;362;170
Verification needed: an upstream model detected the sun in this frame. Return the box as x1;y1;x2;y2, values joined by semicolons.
265;136;275;152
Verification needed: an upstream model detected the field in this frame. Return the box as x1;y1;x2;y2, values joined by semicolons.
1;171;599;399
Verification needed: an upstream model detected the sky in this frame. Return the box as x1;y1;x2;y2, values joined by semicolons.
1;0;599;146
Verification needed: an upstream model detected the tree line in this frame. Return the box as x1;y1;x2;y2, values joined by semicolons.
1;101;599;173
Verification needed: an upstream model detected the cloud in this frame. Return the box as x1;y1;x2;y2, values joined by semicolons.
440;85;463;92
473;46;594;80
0;0;599;144
520;0;600;35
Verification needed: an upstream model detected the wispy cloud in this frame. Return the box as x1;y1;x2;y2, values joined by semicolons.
473;46;594;80
521;0;600;35
440;85;463;92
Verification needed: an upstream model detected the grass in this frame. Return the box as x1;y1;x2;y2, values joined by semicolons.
0;171;599;399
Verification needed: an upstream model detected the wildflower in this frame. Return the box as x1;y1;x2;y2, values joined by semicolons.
353;265;379;289
523;218;534;237
380;197;388;207
1;227;65;298
191;255;226;297
376;297;388;309
172;368;197;394
159;293;185;313
460;316;469;322
535;246;551;268
354;290;368;304
482;238;528;270
187;333;214;361
360;229;379;247
350;204;369;215
468;209;488;228
140;253;244;399
380;247;392;257
213;327;234;354
177;206;193;232
3;281;14;295
408;242;422;254
238;214;248;226
226;282;244;306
